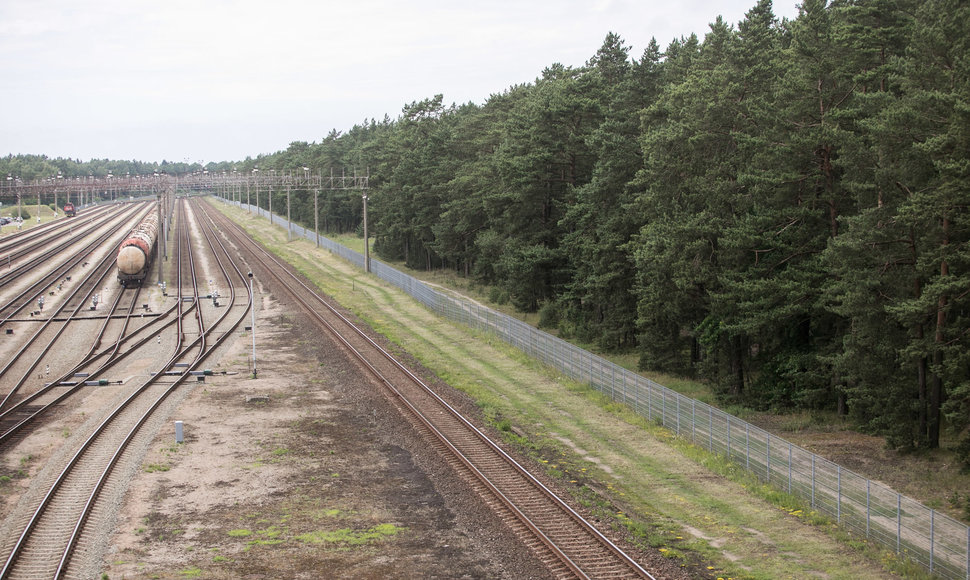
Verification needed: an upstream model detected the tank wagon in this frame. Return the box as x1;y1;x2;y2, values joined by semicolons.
63;202;76;217
117;208;159;286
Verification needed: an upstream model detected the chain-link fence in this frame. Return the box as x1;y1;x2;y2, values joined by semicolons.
235;199;970;579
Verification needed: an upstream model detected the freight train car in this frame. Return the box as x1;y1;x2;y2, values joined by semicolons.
117;208;159;286
63;202;76;217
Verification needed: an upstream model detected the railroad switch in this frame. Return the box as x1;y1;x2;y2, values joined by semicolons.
55;379;112;386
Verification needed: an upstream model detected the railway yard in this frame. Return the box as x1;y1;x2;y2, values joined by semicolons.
0;197;694;579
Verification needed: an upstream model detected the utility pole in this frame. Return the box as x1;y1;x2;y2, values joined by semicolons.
362;191;369;273
249;271;257;378
157;194;164;281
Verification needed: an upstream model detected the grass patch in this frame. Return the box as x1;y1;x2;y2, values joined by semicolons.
296;524;406;546
209;199;931;579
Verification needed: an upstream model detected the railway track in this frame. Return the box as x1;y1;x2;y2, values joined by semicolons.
0;204;116;289
200;199;657;579
0;204;143;324
0;203;157;428
0;198;252;578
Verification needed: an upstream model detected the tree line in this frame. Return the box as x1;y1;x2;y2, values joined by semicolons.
0;155;207;182
4;0;967;464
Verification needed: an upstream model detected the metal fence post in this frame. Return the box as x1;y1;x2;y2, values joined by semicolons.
766;432;771;482
691;399;696;443
676;395;681;435
812;453;815;509
660;391;667;427
745;424;750;471
630;371;635;415
838;465;842;523
897;494;901;554
709;407;713;452
788;443;792;494
866;479;871;538
611;363;615;403
647;379;652;421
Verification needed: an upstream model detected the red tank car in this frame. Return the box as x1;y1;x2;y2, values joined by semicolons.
117;208;160;286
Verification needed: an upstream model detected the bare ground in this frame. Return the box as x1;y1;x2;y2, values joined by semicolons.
99;285;690;580
100;292;556;579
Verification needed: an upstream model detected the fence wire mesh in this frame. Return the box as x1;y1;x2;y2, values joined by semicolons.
234;199;969;579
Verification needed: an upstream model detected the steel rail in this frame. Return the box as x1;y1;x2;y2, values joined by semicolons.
0;204;115;256
0;205;118;287
0;203;146;325
0;287;134;441
0;198;250;578
203;201;656;580
53;197;248;578
0;220;135;406
0;205;183;443
0;288;181;445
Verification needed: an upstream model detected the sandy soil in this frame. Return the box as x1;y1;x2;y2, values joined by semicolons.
99;285;559;579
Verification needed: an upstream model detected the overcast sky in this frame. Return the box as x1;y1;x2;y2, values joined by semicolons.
1;0;801;164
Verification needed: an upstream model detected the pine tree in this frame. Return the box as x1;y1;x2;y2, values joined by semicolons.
886;0;970;449
558;33;655;349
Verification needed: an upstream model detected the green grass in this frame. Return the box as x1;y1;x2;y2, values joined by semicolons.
296;523;405;546
210;199;928;579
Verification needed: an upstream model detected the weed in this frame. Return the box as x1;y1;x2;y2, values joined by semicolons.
245;538;284;549
257;526;284;538
296;524;406;546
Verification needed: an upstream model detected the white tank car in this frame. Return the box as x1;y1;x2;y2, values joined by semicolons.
117;207;160;286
